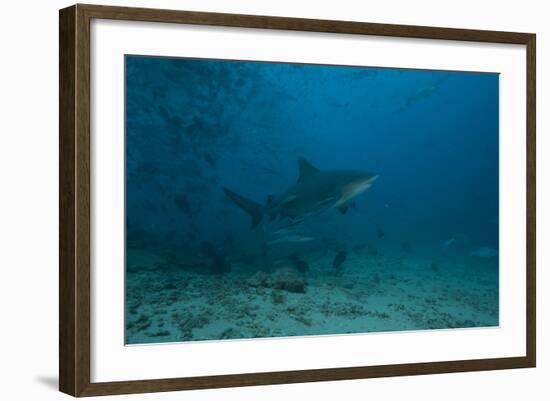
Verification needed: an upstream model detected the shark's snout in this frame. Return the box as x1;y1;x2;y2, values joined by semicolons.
353;173;379;189
336;173;379;207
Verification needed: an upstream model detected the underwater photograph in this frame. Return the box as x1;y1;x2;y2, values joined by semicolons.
124;55;499;345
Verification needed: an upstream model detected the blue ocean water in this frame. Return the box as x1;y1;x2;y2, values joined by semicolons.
125;55;499;344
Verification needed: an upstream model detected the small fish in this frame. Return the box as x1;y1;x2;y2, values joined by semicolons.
442;238;457;250
403;77;447;109
190;223;200;234
469;247;498;258
199;241;217;257
272;228;293;236
200;241;231;273
268;235;314;245
284;218;305;228
174;194;193;217
366;244;379;257
442;234;470;250
352;243;369;255
289;252;309;273
376;227;385;239
203;152;216;168
151;87;167;104
222;233;235;248
332;250;347;269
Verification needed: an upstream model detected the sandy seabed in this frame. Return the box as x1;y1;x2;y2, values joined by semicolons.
125;249;499;345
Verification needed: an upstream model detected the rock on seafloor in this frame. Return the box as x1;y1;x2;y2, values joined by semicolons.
246;267;306;293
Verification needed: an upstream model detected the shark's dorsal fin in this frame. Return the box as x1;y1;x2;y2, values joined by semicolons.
297;158;319;182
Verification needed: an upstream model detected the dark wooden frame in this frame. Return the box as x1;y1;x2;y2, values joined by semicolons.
59;3;536;397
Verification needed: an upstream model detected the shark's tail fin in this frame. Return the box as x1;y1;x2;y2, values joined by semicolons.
223;187;264;229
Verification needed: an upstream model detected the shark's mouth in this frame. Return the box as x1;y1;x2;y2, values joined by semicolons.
335;175;379;207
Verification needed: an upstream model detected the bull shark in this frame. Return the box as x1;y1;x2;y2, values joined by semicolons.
223;158;379;228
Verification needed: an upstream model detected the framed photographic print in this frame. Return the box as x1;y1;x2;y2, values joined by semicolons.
59;4;536;397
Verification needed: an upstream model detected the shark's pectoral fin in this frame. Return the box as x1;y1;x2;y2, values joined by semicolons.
338;205;349;214
281;195;297;205
287;218;304;227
